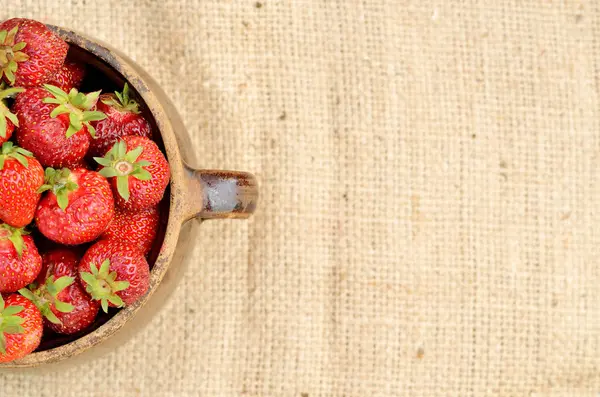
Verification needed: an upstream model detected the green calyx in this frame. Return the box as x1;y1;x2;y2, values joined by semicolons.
101;83;140;114
94;140;152;201
0;82;24;138
0;223;29;258
80;259;130;313
19;275;74;325
42;84;107;138
0;26;29;85
0;294;25;355
37;168;79;211
0;141;32;170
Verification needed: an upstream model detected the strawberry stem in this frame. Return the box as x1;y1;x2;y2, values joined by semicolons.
0;26;29;85
79;259;130;313
0;82;24;138
42;84;107;139
19;275;75;325
0;141;33;170
101;83;140;114
0;223;29;258
37;168;79;211
94;140;152;201
0;294;25;354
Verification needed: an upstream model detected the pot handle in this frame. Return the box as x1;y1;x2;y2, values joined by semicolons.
184;165;259;221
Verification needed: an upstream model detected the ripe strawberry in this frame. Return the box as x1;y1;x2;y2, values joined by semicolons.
88;83;152;157
0;293;43;363
47;60;85;92
35;167;115;245
0;224;42;293
0;83;24;144
95;136;170;211
0;18;68;87
19;248;99;335
13;84;106;168
0;142;44;227
101;205;159;255
78;240;150;312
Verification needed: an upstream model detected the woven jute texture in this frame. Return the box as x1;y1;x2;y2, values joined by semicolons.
2;1;600;396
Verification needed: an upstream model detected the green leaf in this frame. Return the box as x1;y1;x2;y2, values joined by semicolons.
117;141;127;158
0;30;7;43
3;324;24;334
50;104;70;118
4;68;15;84
10;152;28;168
116;176;130;201
99;167;119;178
81;111;107;122
12;41;26;51
107;294;124;308
134;169;152;181
87;123;96;138
8;233;23;258
101;299;109;313
112;281;130;292
94;157;113;167
65;124;78;138
42;98;63;105
0;294;4;311
125;146;144;163
54;300;74;313
43;84;69;101
5;26;18;44
5;110;18;127
53;276;75;294
18;288;36;302
99;259;110;277
136;160;152;167
12;52;28;62
43;309;62;325
0;115;6;139
2;305;24;317
56;191;69;211
80;271;96;286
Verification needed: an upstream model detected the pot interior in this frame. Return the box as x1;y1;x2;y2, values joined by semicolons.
31;44;171;352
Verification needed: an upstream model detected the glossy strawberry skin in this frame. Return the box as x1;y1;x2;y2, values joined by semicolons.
0;294;43;363
47;60;85;92
101;206;159;255
36;169;115;245
13;87;93;168
79;240;150;307
0;234;42;293
36;248;99;334
0;19;68;88
88;94;151;158
0;156;44;227
108;136;170;211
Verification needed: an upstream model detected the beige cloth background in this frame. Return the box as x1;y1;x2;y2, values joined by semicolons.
2;1;600;396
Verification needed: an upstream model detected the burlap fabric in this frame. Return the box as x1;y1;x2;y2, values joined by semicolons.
1;1;600;396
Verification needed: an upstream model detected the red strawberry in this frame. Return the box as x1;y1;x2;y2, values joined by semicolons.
0;224;42;293
19;248;99;335
0;142;44;227
101;205;159;255
13;85;106;168
0;83;24;144
95;136;170;211
88;83;151;157
46;60;85;92
35;167;115;245
78;240;150;312
0;293;43;363
0;18;68;87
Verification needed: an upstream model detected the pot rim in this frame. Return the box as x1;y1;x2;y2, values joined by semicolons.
1;25;186;368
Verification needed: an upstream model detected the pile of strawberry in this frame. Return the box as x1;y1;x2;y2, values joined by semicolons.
0;18;170;363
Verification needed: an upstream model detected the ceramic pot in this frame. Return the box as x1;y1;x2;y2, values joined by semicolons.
0;25;258;368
